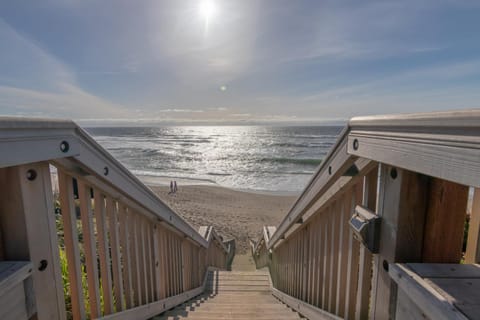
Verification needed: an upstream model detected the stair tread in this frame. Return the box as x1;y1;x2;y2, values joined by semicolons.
151;270;303;320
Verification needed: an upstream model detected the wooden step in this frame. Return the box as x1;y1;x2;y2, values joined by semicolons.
152;270;303;320
164;309;300;316
208;287;271;292
157;315;301;320
207;280;269;285
178;305;289;311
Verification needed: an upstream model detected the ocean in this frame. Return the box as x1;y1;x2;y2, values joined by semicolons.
86;126;343;193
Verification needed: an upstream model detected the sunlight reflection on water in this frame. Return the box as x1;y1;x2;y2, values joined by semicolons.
87;126;342;192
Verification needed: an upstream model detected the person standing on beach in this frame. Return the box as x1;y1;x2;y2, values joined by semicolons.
169;180;174;194
173;180;178;193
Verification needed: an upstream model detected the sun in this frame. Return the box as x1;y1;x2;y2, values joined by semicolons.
198;0;217;21
198;0;218;34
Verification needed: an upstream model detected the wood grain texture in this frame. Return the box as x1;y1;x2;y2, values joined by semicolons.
94;190;114;314
355;170;376;320
19;164;67;320
370;166;430;320
422;178;469;263
389;263;468;320
58;171;87;319
348;131;480;189
106;197;124;312
78;179;101;318
118;205;134;309
465;189;480;263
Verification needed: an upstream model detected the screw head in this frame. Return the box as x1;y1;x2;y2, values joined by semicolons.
390;168;398;180
103;167;109;176
38;259;48;271
353;139;359;150
383;260;389;272
328;166;332;175
26;169;37;181
60;141;70;153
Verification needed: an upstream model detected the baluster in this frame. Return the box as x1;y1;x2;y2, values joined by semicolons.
93;189;114;314
146;222;154;301
130;212;141;306
466;188;480;263
106;197;124;312
138;218;148;303
78;180;101;318
118;205;133;308
336;191;350;317
58;171;86;320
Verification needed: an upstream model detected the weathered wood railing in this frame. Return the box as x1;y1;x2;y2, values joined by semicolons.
0;118;230;320
253;110;480;320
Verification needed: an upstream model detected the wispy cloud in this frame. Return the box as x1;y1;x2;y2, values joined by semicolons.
0;18;130;119
1;1;480;123
157;109;205;113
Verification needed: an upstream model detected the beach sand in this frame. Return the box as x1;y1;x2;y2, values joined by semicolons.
150;185;298;254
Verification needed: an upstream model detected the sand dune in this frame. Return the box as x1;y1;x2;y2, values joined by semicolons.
151;185;297;253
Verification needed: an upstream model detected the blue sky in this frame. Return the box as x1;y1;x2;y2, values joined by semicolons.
1;0;480;124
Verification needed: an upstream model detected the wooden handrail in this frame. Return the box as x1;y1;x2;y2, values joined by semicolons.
0;117;231;320
268;109;480;250
254;109;480;320
0;117;215;247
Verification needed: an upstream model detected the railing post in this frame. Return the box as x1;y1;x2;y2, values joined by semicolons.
0;163;66;320
369;165;429;319
422;178;469;263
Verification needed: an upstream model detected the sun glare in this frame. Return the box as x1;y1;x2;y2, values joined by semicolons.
198;0;218;34
198;0;217;21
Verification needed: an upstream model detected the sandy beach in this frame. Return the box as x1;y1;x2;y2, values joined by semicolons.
150;185;298;254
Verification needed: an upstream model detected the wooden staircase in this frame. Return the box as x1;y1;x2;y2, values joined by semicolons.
153;270;304;319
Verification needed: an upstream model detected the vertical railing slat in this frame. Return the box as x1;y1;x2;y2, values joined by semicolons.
106;197;124;312
153;224;161;300
130;212;141;306
314;215;323;307
93;189;114;315
466;188;480;263
329;201;340;313
78;180;101;318
58;171;86;320
160;228;168;299
146;223;154;301
336;191;350;317
139;218;148;303
322;209;330;310
118;205;134;309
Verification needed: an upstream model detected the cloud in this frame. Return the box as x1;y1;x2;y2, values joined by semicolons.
0;18;130;119
0;84;131;118
156;109;205;113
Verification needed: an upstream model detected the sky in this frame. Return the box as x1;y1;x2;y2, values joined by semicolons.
1;0;480;125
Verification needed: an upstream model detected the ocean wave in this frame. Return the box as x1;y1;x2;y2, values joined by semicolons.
207;172;233;176
259;157;322;166
238;169;315;175
269;142;310;148
131;170;217;183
